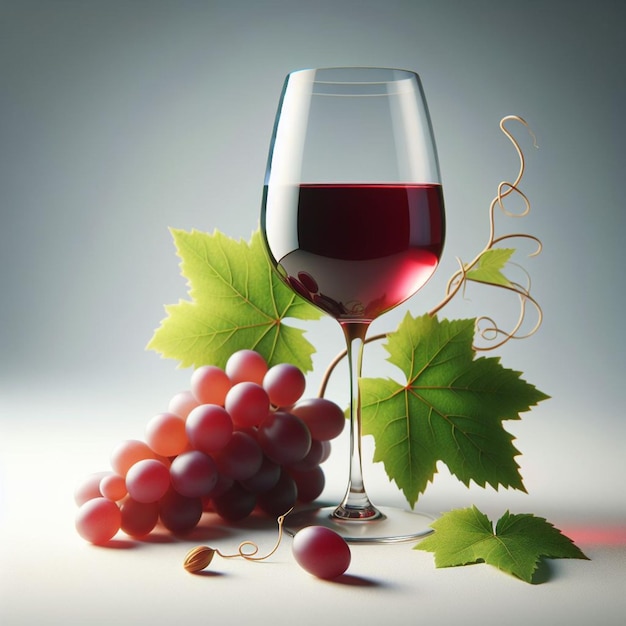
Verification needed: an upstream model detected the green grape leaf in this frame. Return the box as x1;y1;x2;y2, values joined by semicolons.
465;248;515;286
147;228;322;371
360;313;549;506
414;506;589;583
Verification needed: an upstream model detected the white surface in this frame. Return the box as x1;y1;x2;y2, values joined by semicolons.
1;394;625;625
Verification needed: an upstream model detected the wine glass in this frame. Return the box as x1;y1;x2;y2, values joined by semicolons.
261;67;445;542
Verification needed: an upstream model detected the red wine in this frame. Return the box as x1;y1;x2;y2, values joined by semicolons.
265;183;445;321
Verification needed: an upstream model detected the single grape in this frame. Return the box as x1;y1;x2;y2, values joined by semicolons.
211;482;257;521
120;498;160;537
224;381;270;428
170;450;219;498
190;365;232;405
110;439;156;477
292;526;351;579
262;362;306;407
289;465;325;503
145;412;189;457
256;469;297;517
159;488;203;533
213;431;263;481
99;473;128;501
75;497;121;545
74;471;110;505
125;458;171;503
168;390;199;419
225;349;268;385
257;410;311;465
290;397;346;441
186;403;233;453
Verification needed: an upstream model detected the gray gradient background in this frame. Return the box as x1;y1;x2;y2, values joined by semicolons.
1;1;624;516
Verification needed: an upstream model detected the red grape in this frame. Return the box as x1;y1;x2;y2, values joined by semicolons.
262;362;306;407
225;349;268;384
292;526;351;579
225;382;270;428
159;488;203;533
257;410;311;465
290;398;346;441
145;412;189;457
120;499;159;537
190;365;232;405
289;465;325;503
99;473;127;501
75;497;121;545
125;458;170;503
169;450;219;498
186;403;233;453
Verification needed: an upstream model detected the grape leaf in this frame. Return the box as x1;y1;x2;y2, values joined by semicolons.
466;248;514;286
360;313;549;506
414;506;589;583
147;228;322;371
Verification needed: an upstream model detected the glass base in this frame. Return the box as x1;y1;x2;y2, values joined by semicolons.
285;504;436;544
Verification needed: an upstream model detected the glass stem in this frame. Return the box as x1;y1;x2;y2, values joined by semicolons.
333;322;384;521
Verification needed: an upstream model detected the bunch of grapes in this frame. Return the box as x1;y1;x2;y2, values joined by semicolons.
74;350;345;545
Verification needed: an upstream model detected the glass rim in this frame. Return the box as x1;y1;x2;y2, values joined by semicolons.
287;66;420;85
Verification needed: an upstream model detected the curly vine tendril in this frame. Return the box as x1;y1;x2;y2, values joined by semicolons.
318;115;543;396
217;508;291;561
428;114;543;351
